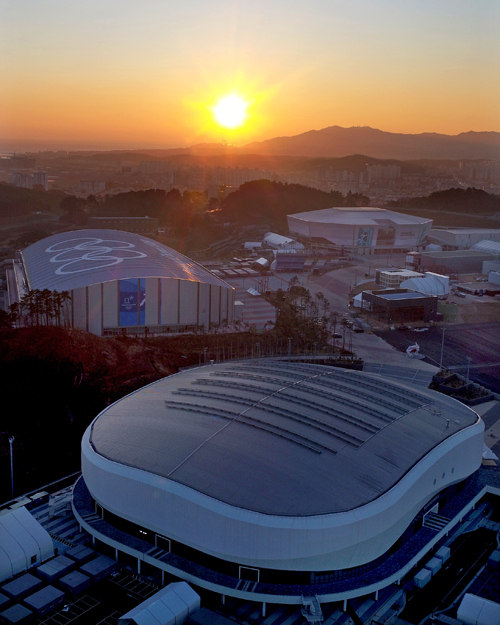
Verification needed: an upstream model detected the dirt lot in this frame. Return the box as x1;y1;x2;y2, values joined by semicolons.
375;322;500;394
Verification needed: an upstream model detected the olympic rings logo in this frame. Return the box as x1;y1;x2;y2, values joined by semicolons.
46;237;147;275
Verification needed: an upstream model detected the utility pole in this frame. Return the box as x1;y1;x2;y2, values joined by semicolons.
1;433;15;499
9;437;14;498
439;327;446;371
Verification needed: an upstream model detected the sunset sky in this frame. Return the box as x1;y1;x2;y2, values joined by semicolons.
1;0;499;150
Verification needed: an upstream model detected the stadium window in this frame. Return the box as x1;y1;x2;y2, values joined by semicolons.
239;566;260;582
155;535;171;552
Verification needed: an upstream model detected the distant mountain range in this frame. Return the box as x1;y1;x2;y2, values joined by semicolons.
241;126;500;160
138;126;500;160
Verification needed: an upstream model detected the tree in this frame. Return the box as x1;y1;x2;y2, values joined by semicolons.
11;290;72;328
60;195;88;225
345;191;357;207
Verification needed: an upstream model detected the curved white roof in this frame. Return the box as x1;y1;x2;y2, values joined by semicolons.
0;507;53;583
289;207;430;226
89;360;478;517
473;240;500;255
21;230;231;292
400;276;446;296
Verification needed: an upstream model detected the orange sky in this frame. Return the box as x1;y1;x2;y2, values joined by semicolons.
1;1;499;150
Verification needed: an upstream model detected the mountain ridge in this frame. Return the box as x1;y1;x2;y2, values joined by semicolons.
33;126;500;160
240;125;500;159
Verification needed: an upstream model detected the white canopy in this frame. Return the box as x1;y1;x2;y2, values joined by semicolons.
118;581;200;625
0;506;54;583
400;272;449;296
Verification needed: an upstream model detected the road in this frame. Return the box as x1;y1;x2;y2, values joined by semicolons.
400;528;497;624
375;323;500;394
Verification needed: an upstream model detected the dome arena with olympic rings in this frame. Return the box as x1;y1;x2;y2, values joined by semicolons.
8;229;234;336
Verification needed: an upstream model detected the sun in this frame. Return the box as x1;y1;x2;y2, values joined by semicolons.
213;95;248;129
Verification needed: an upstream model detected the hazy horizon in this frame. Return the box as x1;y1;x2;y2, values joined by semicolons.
2;1;499;150
2;124;500;156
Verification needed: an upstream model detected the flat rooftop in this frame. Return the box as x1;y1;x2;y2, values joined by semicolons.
89;361;479;517
421;250;495;258
377;291;430;300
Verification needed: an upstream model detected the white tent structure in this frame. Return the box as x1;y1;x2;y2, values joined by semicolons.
400;272;449;296
263;232;304;250
457;593;500;625
0;507;54;583
472;240;500;255
118;581;200;625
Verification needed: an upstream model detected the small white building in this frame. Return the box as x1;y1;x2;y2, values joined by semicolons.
377;269;424;288
263;232;304;250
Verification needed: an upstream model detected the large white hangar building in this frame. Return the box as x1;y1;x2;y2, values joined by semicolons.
287;207;432;254
73;361;484;606
10;229;234;336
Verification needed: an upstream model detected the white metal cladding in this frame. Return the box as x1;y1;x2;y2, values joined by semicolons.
81;362;483;572
82;421;483;572
21;230;231;292
68;280;232;334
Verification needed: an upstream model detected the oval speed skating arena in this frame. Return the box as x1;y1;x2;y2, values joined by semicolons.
74;361;484;603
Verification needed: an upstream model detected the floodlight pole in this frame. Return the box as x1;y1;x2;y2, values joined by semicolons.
9;436;14;498
439;327;445;371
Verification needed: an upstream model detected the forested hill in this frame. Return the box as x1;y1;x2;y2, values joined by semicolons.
0;183;66;217
218;180;365;226
0;325;191;503
386;187;500;214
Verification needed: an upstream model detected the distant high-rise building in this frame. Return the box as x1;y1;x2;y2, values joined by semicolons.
9;171;48;190
9;172;34;189
367;164;401;181
32;171;48;191
139;160;167;174
76;180;106;195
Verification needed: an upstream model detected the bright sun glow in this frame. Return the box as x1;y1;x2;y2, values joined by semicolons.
213;95;248;129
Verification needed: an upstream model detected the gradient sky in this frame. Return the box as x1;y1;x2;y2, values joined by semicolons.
1;0;499;150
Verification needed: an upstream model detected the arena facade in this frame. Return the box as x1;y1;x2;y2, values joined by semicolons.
73;361;484;605
287;207;432;254
8;229;234;336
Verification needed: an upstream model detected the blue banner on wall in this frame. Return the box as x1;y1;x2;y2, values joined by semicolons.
139;278;145;325
357;227;374;247
120;278;139;326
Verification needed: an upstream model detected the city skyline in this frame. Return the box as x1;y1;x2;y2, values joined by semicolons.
1;0;499;151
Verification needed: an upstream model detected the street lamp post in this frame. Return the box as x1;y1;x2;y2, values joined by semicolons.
439;327;446;371
8;436;14;498
0;433;14;499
